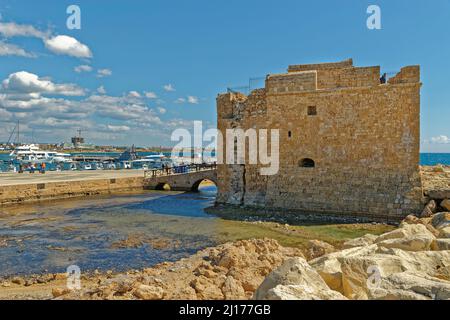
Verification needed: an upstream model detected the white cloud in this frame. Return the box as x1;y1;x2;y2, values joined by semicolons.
0;22;47;38
157;107;166;114
163;84;175;92
44;35;92;58
144;91;157;99
106;124;131;132
187;95;199;104
30;117;92;130
97;85;106;95
0;41;36;57
430;135;450;144
0;22;93;59
175;96;199;104
0;107;12;121
97;68;112;78
128;91;141;98
85;94;161;125
74;64;92;73
2;71;85;96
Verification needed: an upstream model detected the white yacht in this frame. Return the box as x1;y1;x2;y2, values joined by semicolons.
52;152;73;163
9;144;72;163
9;144;72;164
10;144;50;164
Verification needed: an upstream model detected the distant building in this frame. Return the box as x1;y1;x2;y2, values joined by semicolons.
216;59;424;222
71;136;85;148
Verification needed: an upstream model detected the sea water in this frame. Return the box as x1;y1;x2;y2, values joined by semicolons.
1;152;449;172
0;186;221;276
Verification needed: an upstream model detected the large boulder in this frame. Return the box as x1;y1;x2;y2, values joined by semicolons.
342;234;377;249
439;227;450;239
431;239;450;251
374;224;435;243
262;284;347;300
441;200;450;211
428;190;450;200
368;272;450;300
306;240;335;260
133;284;164;300
221;276;246;300
431;212;450;230
309;245;378;293
254;257;346;300
310;246;450;299
377;234;435;252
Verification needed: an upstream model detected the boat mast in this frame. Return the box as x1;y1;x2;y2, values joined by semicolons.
16;120;20;145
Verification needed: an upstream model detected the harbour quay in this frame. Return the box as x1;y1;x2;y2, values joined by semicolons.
0;170;147;205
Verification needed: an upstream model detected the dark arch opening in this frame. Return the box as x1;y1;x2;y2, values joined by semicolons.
191;179;217;192
299;158;315;168
155;182;171;191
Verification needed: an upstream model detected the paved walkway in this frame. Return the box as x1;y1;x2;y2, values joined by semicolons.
0;170;146;186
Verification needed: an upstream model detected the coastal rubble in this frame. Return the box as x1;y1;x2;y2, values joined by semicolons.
261;212;450;300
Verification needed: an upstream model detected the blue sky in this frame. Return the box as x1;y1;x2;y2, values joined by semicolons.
0;0;449;151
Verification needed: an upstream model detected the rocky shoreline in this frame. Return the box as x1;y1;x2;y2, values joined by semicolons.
0;208;448;300
0;165;448;300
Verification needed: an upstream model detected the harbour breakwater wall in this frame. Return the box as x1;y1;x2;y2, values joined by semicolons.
0;176;146;206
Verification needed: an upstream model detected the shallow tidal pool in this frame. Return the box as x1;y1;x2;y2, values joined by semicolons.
0;185;393;277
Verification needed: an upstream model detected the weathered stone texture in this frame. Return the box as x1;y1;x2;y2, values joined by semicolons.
216;59;424;222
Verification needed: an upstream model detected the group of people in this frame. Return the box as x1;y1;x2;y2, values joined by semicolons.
17;162;46;174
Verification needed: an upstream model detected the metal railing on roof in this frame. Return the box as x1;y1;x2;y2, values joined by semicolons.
227;76;266;95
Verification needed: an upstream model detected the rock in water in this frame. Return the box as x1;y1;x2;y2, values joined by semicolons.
254;257;346;300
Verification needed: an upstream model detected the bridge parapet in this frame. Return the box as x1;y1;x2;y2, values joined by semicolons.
143;164;217;191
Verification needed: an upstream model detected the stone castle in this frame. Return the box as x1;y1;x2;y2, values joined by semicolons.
216;59;424;222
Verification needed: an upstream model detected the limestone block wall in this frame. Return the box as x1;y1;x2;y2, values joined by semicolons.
216;59;424;222
0;177;145;205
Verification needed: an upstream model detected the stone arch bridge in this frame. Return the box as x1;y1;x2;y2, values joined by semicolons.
143;164;217;191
